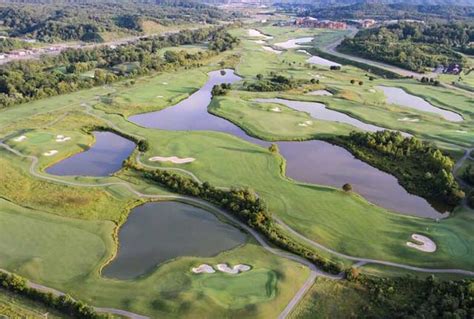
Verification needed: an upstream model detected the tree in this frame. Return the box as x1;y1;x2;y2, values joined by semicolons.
350;79;356;84
256;73;263;80
342;183;353;192
269;143;279;154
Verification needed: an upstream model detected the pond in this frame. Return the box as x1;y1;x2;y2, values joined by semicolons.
46;131;135;176
129;69;447;218
376;86;463;122
254;98;390;133
102;201;246;279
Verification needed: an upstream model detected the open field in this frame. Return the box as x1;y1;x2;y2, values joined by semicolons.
0;25;473;318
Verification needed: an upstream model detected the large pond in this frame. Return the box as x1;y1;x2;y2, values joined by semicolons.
376;86;463;122
102;201;246;279
46;131;135;176
129;69;447;218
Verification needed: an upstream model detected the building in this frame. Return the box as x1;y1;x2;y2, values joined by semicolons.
361;19;376;28
294;17;347;30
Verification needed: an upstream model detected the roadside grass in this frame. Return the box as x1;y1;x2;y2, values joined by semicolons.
0;289;63;319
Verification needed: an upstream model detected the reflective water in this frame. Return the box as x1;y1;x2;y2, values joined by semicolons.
46;131;135;176
102;201;246;279
129;69;446;218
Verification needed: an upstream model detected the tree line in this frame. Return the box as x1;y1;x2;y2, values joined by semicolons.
0;271;108;319
339;22;471;72
0;26;240;108
346;269;474;318
332;130;464;207
0;1;234;43
130;167;343;274
245;73;306;92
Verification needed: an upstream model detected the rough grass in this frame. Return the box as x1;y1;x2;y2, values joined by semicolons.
0;199;308;318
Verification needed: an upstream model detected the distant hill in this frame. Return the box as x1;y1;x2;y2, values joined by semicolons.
273;0;474;6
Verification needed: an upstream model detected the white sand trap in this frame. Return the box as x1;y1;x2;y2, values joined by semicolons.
271;107;281;112
13;135;27;142
254;40;265;44
149;156;195;164
398;117;420;122
56;137;71;142
275;37;313;49
43;150;58;156
307;56;341;67
247;29;273;39
298;120;313;127
216;263;251;274
162;82;168;85
369;89;376;93
297;49;311;55
406;234;436;253
306;90;333;96
455;130;468;134
156;95;164;98
191;264;215;274
262;46;282;54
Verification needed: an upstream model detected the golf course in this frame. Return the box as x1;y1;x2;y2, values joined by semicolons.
0;23;473;318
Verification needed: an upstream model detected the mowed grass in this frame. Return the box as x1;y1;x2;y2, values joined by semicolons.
0;199;309;318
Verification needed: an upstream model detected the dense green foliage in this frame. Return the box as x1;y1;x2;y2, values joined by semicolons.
246;74;304;92
0;271;107;319
282;3;474;22
0;1;233;43
0;27;239;107
339;22;471;72
211;83;231;96
0;38;32;53
347;272;474;319
334;131;464;206
138;168;343;274
462;163;474;186
467;191;474;209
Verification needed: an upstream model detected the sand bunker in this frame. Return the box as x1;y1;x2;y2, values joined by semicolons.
271;107;281;112
247;29;272;39
13;135;27;142
216;263;251;274
406;234;436;253
262;46;282;54
369;89;376;93
191;264;215;274
162;82;168;85
398;117;420;122
43;150;58;156
156;95;164;98
306;90;333;96
56;135;71;142
254;40;265;44
275;37;313;49
455;130;468;134
298;120;313;127
149;156;195;164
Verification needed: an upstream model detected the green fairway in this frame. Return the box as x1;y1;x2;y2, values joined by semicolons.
0;24;473;319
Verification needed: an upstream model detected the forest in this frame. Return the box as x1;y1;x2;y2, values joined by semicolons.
339;22;471;72
333;131;465;207
345;269;474;319
0;27;239;107
0;1;235;44
279;2;474;22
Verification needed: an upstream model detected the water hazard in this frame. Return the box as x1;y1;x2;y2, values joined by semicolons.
102;201;246;279
129;69;447;218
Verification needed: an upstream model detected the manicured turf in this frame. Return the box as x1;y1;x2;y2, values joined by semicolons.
0;25;473;319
